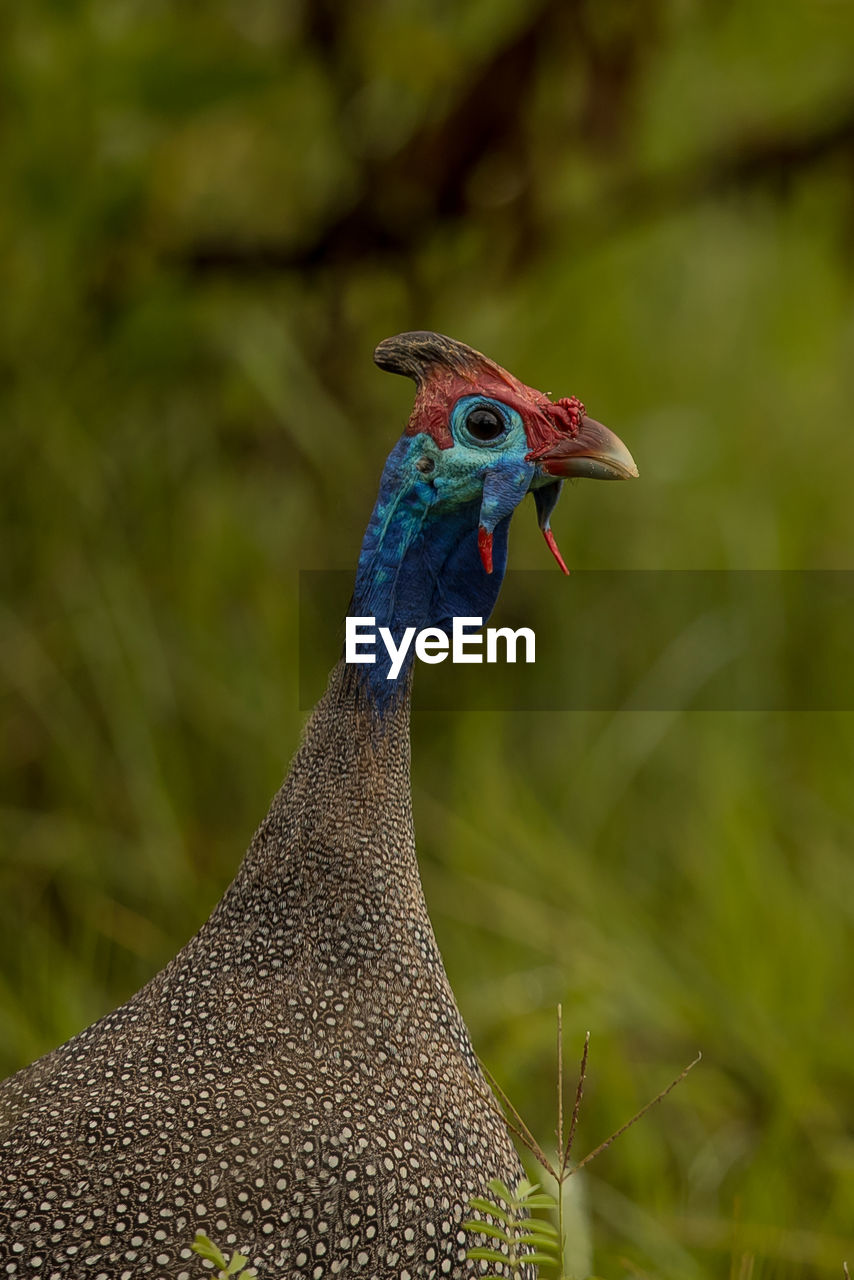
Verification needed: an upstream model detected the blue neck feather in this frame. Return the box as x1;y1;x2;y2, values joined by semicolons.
350;438;511;705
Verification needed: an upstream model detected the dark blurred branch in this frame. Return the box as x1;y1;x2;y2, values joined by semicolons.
169;0;556;276
169;32;854;280
591;99;854;236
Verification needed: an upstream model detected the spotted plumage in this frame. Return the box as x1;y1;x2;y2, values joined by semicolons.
0;333;636;1278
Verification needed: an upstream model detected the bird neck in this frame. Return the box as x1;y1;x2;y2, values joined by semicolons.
350;438;510;705
226;657;424;928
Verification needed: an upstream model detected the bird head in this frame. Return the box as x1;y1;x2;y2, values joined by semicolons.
373;330;638;577
350;331;637;695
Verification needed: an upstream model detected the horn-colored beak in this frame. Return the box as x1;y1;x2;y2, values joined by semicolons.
534;416;639;481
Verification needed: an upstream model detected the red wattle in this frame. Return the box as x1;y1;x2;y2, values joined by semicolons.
543;527;569;575
478;526;493;574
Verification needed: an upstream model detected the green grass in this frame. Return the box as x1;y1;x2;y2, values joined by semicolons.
191;1232;250;1278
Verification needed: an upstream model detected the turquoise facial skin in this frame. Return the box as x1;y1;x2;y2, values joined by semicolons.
351;394;547;700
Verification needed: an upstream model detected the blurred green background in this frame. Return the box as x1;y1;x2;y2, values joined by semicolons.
2;1;854;1276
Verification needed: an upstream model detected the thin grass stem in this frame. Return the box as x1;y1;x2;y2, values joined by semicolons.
563;1030;590;1170
571;1052;702;1175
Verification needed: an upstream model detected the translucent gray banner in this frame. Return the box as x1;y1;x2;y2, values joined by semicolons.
299;571;854;711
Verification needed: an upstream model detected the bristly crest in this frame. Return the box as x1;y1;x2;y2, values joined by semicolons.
373;332;505;386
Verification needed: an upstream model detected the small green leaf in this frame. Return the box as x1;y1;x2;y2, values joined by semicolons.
518;1231;561;1250
466;1247;512;1264
191;1233;229;1270
468;1197;511;1223
227;1252;248;1274
520;1251;561;1266
515;1177;537;1198
519;1218;560;1239
487;1178;513;1204
462;1220;511;1243
519;1193;558;1209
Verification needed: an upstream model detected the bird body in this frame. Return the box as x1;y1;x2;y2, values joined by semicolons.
0;333;636;1278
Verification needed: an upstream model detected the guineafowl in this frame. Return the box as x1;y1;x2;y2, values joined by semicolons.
0;332;637;1279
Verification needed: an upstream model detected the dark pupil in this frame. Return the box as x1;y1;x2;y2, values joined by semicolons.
466;406;504;441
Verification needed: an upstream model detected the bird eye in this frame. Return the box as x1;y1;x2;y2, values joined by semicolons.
465;406;506;442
